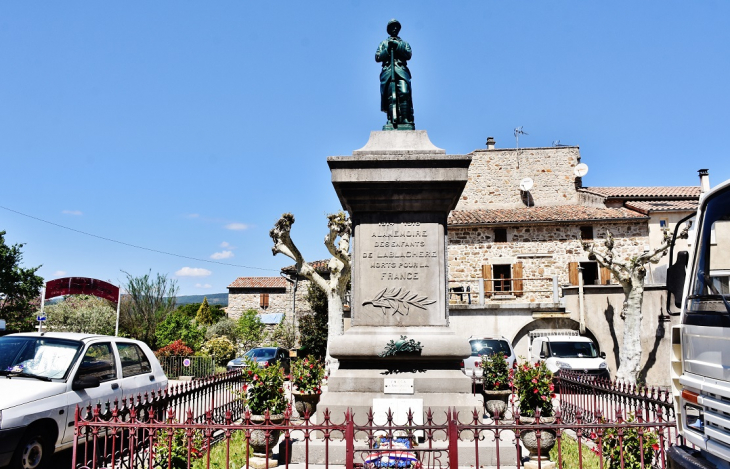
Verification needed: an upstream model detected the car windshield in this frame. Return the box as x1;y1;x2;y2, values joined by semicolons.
687;187;730;314
245;348;276;360
549;341;598;358
470;339;511;357
0;336;83;379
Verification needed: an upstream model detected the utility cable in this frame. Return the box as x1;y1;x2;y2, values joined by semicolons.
0;204;279;272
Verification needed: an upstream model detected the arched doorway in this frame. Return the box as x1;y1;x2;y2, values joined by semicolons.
510;318;600;361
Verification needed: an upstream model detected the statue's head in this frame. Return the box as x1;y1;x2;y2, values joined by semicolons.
387;19;401;37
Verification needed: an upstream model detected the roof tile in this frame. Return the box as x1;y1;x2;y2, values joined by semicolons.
448;205;648;226
624;200;698;214
580;186;700;198
228;277;287;289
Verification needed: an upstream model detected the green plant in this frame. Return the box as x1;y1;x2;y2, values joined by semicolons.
236;309;267;351
191;430;252;469
155;428;204;469
119;270;178;348
242;359;287;415
156;340;194;357
205;317;238;343
201;336;236;366
480;353;511;391
550;435;601;469
299;282;328;359
45;294;116;335
513;360;555;417
156;311;206;350
291;356;326;393
195;297;215;325
599;414;659;469
0;230;44;333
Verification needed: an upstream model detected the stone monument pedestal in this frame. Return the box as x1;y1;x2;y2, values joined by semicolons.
319;130;481;425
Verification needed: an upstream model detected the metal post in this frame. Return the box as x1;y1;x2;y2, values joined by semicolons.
115;287;121;336
578;266;586;335
38;286;45;333
552;276;559;303
479;276;485;305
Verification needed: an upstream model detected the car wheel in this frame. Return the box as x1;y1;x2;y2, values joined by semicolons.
11;429;52;469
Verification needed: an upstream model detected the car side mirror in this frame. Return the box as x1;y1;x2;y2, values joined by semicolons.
73;375;101;391
666;251;689;310
600;352;606;359
539;353;546;359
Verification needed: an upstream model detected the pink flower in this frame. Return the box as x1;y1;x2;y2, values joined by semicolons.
531;378;538;384
549;384;555;392
542;395;548;401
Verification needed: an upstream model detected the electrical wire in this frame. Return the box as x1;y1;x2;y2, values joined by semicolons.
0;204;279;272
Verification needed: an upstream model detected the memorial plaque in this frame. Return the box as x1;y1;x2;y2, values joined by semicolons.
354;221;445;327
384;378;414;394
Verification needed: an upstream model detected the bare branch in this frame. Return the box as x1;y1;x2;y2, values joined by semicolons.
270;213;328;291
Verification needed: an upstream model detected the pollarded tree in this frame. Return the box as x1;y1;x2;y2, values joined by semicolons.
0;231;44;333
270;212;351;369
583;228;686;385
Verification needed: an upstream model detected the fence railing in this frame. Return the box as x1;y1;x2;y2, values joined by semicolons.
158;355;216;379
449;276;561;305
73;403;677;469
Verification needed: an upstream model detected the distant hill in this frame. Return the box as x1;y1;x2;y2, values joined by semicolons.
175;293;228;307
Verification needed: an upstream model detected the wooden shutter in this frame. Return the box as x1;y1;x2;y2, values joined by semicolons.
260;293;270;309
568;262;580;286
481;264;492;298
599;266;612;285
512;262;524;297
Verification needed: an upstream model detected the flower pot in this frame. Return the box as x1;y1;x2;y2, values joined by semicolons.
519;416;557;469
292;390;320;418
481;389;512;419
249;414;285;459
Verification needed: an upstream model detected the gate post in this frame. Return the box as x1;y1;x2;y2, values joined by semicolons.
345;408;355;469
447;408;459;468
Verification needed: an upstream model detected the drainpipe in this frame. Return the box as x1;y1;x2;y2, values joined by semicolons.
578;266;586;335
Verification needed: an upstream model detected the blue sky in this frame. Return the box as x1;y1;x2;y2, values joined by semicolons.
1;2;728;296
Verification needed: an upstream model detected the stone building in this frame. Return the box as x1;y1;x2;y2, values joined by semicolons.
444;142;701;385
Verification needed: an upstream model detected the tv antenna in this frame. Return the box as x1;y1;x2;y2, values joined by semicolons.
514;126;528;149
552;140;570;147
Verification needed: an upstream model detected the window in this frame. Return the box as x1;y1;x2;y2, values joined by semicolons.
659;219;669;229
580;226;594;240
493;265;512;293
482;262;524;297
470;339;511;357
260;293;270;309
494;228;507;243
77;343;117;382
541;342;550;358
580;262;599;286
117;343;152;378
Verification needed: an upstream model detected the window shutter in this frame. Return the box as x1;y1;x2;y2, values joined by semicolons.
513;262;524;297
481;264;492;298
599;266;612;285
260;293;270;309
568;262;580;286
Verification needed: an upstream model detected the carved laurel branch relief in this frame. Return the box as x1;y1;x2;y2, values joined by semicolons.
362;287;435;316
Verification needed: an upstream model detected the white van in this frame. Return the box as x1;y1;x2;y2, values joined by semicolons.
528;330;610;380
0;332;167;469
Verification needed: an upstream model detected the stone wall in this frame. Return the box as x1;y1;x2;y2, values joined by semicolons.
447;221;650;303
456;147;582;210
227;281;314;320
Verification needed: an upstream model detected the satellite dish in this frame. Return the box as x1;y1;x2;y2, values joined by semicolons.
519;177;534;192
574;163;589;177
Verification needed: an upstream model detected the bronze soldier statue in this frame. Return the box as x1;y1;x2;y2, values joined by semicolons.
376;19;414;130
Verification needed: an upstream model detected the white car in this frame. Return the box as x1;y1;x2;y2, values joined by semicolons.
461;336;516;381
529;333;610;380
0;332;167;469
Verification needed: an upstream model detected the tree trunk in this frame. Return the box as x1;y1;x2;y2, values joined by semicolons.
325;291;344;371
615;274;645;385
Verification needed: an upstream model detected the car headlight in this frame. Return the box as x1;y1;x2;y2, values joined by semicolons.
599;362;608;369
555;361;572;369
685;404;704;434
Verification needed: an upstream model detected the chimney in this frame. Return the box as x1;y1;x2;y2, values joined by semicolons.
698;169;710;193
486;137;495;150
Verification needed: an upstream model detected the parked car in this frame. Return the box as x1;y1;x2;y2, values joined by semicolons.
226;347;290;375
0;332;167;469
461;336;516;380
528;330;610;380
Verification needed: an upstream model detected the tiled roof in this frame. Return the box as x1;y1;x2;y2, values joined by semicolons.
448;205;648;226
281;259;330;274
624;200;698;214
580;186;700;199
228;277;287;289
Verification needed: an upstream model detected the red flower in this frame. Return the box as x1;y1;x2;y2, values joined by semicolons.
652;443;660;451
533;388;539;394
495;382;500;387
549;384;554;392
551;393;556;398
541;395;548;400
531;378;538;384
253;375;259;381
310;364;314;369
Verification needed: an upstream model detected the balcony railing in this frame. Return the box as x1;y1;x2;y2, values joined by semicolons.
449;276;561;305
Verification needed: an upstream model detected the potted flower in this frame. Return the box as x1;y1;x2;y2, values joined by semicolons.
290;356;326;417
479;353;512;419
512;360;557;466
241;359;287;463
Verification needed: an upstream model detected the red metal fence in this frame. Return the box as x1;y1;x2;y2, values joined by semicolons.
72;371;679;469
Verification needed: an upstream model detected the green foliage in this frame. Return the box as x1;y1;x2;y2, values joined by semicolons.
268;317;297;349
191;430;252;469
242;359;287;415
119;270;178;348
0;231;44;333
480;353;511;391
201;336;236;366
155;340;194;357
298;282;328;360
600;415;659;469
291;356;326;393
174;302;226;321
236;309;267;351
155;428;204;469
205;317;237;343
155;311;205;350
550;435;601;469
513;360;555;417
45;294;116;335
195;297;215;326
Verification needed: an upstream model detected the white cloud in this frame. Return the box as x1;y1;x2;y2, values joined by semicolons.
54;270;67;277
211;250;234;260
195;283;213;289
62;210;82;216
225;223;248;231
175;267;212;277
220;241;231;248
